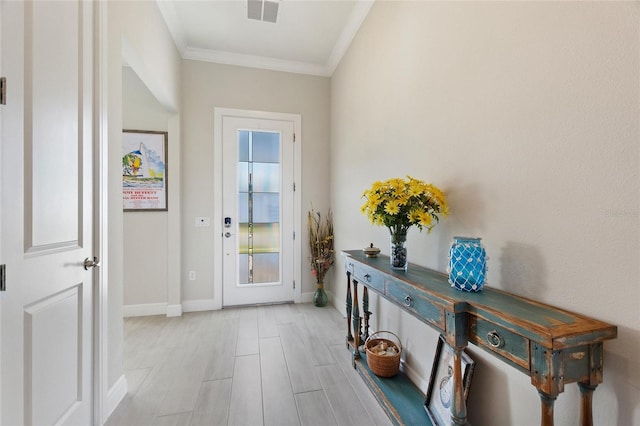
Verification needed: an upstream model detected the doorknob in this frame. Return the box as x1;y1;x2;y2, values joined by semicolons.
84;257;100;270
224;232;233;238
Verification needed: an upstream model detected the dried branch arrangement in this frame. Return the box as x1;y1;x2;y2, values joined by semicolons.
307;208;334;284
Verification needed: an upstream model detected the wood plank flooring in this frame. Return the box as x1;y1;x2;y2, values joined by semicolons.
106;303;393;426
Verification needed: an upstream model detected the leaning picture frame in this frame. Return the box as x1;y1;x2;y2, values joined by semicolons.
122;130;168;211
425;334;475;426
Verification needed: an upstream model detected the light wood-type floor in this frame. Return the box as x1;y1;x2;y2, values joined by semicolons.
106;303;394;426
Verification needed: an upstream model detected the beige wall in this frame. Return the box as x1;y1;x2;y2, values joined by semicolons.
181;60;331;306
330;2;639;425
106;0;182;413
122;67;170;308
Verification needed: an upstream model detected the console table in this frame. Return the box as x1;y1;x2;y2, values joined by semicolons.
342;250;617;426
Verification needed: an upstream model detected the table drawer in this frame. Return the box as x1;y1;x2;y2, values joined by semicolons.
386;280;445;329
469;316;530;371
351;263;385;294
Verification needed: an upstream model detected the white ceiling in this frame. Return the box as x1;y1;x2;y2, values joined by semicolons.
156;0;374;77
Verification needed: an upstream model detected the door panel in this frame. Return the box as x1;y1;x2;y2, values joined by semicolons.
222;117;294;306
25;0;82;251
0;1;95;424
25;286;83;426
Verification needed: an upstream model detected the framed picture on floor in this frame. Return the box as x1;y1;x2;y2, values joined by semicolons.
122;130;168;211
425;334;475;426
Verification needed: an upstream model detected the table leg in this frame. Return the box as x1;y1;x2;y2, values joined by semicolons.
451;347;468;425
362;286;370;343
346;272;353;346
578;382;596;426
352;280;360;362
538;391;557;426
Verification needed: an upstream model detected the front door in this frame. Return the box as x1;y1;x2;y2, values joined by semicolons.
221;114;297;306
0;1;96;424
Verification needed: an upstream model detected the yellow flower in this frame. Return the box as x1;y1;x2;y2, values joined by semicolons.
389;178;404;191
418;211;433;228
408;209;421;224
396;194;409;206
384;200;401;215
371;180;384;191
368;191;381;202
408;181;423;197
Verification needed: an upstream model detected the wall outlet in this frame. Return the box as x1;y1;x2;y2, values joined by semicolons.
188;271;196;281
195;217;210;227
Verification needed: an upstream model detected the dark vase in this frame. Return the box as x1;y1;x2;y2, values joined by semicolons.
313;283;328;307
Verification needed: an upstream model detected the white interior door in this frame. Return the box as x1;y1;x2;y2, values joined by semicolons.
0;1;96;424
221;116;296;306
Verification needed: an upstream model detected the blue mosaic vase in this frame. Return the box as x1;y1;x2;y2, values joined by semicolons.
448;237;486;292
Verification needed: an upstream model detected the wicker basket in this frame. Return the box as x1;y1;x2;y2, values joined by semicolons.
365;331;402;378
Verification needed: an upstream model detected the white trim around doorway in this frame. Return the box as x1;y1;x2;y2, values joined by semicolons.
213;108;302;310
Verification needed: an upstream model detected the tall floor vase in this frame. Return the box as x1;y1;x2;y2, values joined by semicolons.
313;283;328;307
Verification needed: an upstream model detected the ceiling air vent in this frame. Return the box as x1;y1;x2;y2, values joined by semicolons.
248;0;279;23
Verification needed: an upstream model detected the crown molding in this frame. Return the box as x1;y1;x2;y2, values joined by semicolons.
326;0;374;75
183;47;331;77
157;0;374;77
156;0;187;54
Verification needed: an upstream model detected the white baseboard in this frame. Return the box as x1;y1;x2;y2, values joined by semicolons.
166;304;183;317
181;296;322;311
301;291;314;303
401;361;428;393
127;296;326;318
301;290;333;305
123;303;167;317
103;374;127;423
123;303;183;317
182;299;217;312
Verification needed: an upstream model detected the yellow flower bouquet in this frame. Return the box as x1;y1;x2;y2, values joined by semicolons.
361;176;448;269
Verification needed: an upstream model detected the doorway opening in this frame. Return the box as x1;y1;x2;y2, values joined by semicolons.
214;109;301;308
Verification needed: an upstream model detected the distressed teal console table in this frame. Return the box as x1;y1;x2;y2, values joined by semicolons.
342;250;617;426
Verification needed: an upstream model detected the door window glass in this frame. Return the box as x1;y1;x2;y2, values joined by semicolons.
237;130;281;284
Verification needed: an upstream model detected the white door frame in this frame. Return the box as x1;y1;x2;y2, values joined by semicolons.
0;1;3;422
213;108;301;309
95;1;109;423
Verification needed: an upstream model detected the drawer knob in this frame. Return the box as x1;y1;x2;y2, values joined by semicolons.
363;274;372;283
487;330;504;348
404;295;414;307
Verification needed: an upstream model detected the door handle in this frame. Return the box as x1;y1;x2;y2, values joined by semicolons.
84;256;100;270
224;232;233;238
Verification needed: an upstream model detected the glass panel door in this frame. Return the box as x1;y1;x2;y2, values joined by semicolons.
221;114;296;307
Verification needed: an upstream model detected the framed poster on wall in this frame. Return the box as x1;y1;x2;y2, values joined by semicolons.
122;130;168;211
